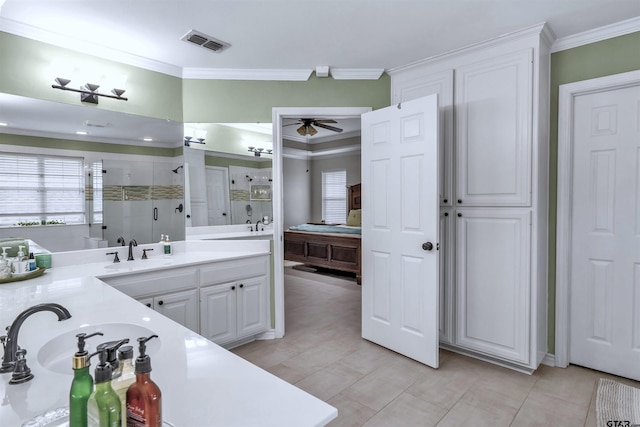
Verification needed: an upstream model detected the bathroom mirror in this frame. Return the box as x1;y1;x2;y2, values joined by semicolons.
0;93;185;251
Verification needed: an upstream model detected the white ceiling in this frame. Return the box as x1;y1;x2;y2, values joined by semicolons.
1;0;638;76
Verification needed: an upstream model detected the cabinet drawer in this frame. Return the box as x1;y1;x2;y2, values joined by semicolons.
103;267;197;299
200;256;269;285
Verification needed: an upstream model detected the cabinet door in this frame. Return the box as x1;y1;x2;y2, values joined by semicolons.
455;209;531;364
200;283;237;345
455;49;533;206
154;289;199;333
236;275;269;339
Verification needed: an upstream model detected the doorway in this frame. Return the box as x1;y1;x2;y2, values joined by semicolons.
555;70;640;380
272;107;371;338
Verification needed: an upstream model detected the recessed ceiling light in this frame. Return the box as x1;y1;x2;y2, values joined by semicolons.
0;122;8;127
143;137;153;142
76;131;88;135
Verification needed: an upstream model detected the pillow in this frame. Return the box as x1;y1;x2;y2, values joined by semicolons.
346;209;362;227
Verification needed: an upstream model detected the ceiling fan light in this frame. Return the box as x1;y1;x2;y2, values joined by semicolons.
296;125;307;136
307;125;317;136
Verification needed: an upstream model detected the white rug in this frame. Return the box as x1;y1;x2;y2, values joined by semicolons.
597;378;640;427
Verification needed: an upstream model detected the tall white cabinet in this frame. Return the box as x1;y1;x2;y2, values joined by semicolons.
389;24;553;372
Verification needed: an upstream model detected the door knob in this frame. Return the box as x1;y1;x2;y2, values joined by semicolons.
422;242;433;251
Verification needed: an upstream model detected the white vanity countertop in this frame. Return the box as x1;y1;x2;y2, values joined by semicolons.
186;225;273;241
0;241;337;426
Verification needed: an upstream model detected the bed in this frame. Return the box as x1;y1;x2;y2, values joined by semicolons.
284;183;362;284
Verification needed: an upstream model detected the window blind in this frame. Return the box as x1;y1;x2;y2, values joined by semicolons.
322;170;347;224
0;153;85;226
91;161;103;223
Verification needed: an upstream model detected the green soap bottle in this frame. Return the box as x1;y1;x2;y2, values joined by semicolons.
87;348;121;427
70;332;104;427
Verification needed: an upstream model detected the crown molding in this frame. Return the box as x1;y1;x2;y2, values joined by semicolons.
282;144;360;160
0;17;183;77
388;22;548;75
182;68;313;81
329;68;385;80
551;16;640;52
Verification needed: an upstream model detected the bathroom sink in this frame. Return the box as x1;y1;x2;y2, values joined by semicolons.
104;258;172;271
37;323;160;374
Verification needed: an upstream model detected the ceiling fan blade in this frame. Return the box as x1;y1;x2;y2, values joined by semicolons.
282;123;300;127
312;119;337;124
314;122;343;133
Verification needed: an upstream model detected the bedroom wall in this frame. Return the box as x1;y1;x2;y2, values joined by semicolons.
309;153;361;223
283;157;311;230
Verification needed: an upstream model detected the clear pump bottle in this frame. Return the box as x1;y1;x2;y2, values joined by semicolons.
126;335;162;427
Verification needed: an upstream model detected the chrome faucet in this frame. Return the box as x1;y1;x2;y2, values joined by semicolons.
254;219;263;232
116;236;126;246
127;239;138;261
0;303;72;374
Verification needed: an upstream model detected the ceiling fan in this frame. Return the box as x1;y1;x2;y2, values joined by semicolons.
283;118;343;137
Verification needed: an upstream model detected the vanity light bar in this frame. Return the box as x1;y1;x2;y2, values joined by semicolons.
52;77;128;104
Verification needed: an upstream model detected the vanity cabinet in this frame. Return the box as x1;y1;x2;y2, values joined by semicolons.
199;257;269;346
101;254;270;347
137;289;199;333
390;24;552;372
102;266;198;331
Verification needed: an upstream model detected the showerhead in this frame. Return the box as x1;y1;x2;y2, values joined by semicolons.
172;165;184;174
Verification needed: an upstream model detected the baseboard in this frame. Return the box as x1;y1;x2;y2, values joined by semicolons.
542;353;556;367
256;330;277;340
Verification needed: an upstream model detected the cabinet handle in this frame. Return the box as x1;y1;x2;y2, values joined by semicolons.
146;303;151;308
457;213;462;217
443;198;448;204
231;286;236;291
239;283;244;288
158;300;164;306
444;212;449;217
457;199;462;204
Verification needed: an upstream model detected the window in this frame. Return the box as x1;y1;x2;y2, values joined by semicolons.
322;170;347;224
0;153;85;226
90;161;103;224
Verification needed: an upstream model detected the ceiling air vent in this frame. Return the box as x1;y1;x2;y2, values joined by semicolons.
181;30;230;53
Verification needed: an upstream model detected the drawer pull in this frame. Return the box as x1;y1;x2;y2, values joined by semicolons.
239;284;244;288
158;300;164;306
231;286;236;291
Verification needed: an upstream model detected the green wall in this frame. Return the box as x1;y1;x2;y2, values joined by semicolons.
182;76;391;123
547;31;640;354
0;32;183;122
205;153;272;169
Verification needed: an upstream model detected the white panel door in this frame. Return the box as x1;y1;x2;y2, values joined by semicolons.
455;49;532;206
393;70;454;207
455;209;531;363
570;83;640;380
237;276;269;338
200;283;237;344
361;94;440;367
154;289;199;332
206;167;231;225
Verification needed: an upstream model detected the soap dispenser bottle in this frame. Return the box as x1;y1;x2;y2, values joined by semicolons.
163;235;171;256
96;339;130;377
111;346;135;427
69;332;104;427
126;335;162;427
87;348;122;427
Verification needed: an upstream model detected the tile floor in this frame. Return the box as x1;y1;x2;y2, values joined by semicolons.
231;268;639;426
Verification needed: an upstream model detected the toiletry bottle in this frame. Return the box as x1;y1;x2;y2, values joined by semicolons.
15;245;26;274
158;234;164;244
163;235;171;256
96;339;130;377
87;349;121;427
69;332;104;427
28;252;36;271
111;346;135;427
126;335;161;427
